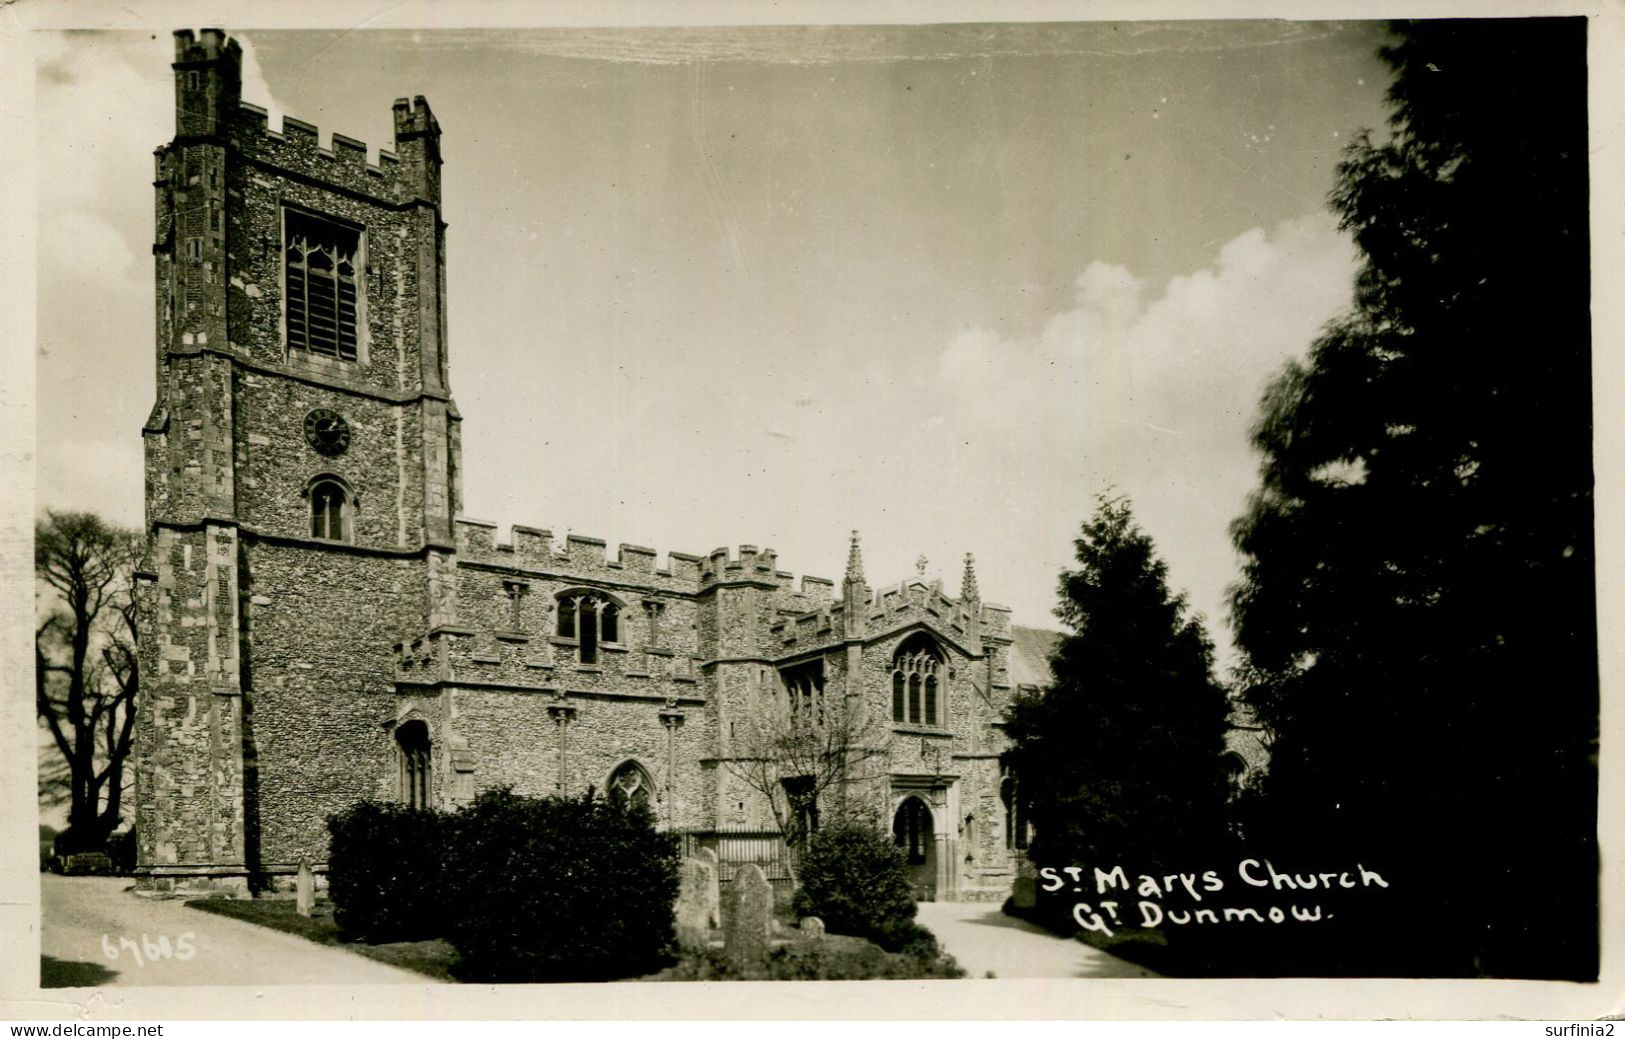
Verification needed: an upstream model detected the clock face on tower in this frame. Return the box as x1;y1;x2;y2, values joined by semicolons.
303;408;351;457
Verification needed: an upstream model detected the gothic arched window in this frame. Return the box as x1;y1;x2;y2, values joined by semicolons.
608;760;653;809
308;477;352;542
1001;774;1029;851
284;209;360;361
780;659;826;726
396;720;432;810
891;633;945;726
555;590;623;665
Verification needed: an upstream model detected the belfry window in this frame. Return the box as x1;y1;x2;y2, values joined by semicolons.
555;591;622;665
284;209;360;361
891;633;944;726
396;720;432;810
309;478;352;542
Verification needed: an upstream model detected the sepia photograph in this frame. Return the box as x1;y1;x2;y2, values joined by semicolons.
4;0;1618;1022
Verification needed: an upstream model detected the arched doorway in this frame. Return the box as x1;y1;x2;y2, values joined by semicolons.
893;795;936;901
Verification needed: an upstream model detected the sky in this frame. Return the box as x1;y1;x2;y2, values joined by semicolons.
33;20;1394;668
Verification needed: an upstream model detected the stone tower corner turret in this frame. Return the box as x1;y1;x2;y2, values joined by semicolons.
173;29;242;138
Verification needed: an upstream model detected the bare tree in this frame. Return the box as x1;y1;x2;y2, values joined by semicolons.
723;673;888;875
36;511;142;854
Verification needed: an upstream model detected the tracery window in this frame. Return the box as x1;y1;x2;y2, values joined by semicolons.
309;477;352;542
891;633;944;726
608;760;653;809
396;720;432;810
780;659;825;726
285;209;360;361
555;591;622;665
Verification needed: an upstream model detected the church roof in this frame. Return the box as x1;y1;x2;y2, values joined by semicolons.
1008;624;1061;688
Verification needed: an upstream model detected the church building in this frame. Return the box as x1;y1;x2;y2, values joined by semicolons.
133;29;1052;902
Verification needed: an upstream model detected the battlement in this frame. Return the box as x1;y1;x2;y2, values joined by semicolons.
230;100;408;186
769;607;837;646
174;28;240;64
697;545;835;600
872;578;952;618
768;571;1016;652
166;29;436;201
392;96;441;141
450;517;706;582
444;520;840;608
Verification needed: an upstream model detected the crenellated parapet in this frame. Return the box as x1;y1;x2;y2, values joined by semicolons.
451;516;708;586
393;620;705;698
768;570;1015;658
225;98;434;206
978;601;1013;643
171;29;439;208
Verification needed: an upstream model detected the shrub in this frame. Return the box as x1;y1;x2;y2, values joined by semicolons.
442;787;680;982
325;801;445;942
790;821;918;951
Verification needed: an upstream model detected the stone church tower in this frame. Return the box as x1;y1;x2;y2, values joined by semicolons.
134;29;1043;900
135;30;459;891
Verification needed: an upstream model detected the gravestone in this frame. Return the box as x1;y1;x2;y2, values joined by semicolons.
799;916;825;937
674;856;720;951
295;857;315;917
724;862;773;973
695;848;722;927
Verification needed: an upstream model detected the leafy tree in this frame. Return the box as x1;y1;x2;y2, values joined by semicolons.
1229;19;1594;979
1005;496;1232;899
35;511;143;855
723;677;888;874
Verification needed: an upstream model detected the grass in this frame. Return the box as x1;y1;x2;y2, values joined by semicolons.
648;923;965;981
185;896;459;982
188;895;962;983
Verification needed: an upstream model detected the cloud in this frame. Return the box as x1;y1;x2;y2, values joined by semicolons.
235;32;288;136
935;214;1357;659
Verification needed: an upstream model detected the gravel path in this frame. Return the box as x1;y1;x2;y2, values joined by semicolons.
39;875;434;987
915;900;1158;979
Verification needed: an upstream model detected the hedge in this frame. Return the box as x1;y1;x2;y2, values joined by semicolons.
442;787;681;982
325;801;445;942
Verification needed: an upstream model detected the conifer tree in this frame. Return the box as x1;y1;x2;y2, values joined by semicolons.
1229;19;1595;979
1004;496;1232;899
